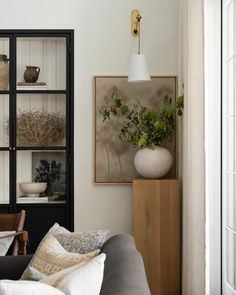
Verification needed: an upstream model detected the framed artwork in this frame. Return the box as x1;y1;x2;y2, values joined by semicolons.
94;76;178;184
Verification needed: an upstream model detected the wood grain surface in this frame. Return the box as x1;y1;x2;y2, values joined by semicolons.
133;179;180;295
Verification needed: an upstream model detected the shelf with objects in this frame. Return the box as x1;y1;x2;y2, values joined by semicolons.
16;36;67;91
0;30;74;253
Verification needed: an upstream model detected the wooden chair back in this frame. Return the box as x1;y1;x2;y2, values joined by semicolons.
0;210;27;255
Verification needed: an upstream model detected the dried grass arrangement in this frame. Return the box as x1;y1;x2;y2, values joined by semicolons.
17;110;65;146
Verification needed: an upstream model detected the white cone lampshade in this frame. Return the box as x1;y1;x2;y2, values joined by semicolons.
128;53;151;83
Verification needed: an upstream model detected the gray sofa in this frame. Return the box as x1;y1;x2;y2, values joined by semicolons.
0;234;151;295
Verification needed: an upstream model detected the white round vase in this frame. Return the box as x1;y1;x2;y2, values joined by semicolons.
134;146;173;179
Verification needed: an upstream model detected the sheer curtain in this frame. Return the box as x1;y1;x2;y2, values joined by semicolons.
179;0;205;294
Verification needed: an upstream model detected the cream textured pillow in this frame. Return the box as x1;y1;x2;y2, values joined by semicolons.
49;223;109;254
0;231;15;256
21;233;99;279
42;253;106;295
40;263;87;287
0;280;64;295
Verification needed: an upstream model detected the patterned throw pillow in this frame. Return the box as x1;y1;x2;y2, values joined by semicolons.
49;223;69;235
49;223;110;254
21;234;99;279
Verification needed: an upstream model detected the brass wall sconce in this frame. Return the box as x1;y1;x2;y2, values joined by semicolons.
128;9;151;83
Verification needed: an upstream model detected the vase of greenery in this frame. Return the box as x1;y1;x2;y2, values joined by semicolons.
34;159;62;196
100;94;183;178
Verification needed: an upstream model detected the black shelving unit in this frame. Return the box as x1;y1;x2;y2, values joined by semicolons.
0;30;74;253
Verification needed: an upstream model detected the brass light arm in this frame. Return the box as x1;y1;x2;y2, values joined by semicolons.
133;14;142;35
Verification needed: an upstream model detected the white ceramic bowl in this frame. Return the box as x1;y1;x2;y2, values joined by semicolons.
19;182;47;197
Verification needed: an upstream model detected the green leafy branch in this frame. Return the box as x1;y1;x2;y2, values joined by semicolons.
100;94;184;149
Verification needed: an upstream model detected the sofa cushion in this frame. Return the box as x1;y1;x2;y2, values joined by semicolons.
49;223;109;254
100;234;151;295
0;280;64;295
21;233;99;279
41;253;106;295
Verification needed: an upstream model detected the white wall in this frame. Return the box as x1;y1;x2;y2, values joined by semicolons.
0;0;179;234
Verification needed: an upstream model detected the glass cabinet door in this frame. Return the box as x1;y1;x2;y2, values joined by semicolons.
0;151;9;204
16;94;66;147
0;37;9;91
0;95;9;147
16;37;67;90
0;94;10;204
0;37;10;204
16;150;66;203
0;37;10;147
14;35;69;204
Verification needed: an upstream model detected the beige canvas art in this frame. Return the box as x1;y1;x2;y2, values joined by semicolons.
94;76;177;184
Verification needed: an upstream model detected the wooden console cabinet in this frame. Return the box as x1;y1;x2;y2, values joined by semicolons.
133;179;180;295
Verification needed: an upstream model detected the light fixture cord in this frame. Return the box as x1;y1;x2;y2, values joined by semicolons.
137;15;141;54
138;24;140;54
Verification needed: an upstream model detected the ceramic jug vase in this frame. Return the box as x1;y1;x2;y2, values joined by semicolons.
23;66;40;83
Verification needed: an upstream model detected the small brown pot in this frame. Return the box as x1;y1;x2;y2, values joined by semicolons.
24;66;40;83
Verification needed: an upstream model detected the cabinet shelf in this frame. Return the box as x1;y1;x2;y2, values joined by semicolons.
1;90;67;95
16;146;67;151
16;90;67;94
0;147;67;151
16;201;67;207
0;147;10;151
